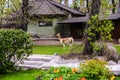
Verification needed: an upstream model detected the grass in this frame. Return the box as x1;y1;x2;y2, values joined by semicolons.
32;44;120;55
114;45;120;54
0;69;42;80
32;45;83;55
32;45;69;55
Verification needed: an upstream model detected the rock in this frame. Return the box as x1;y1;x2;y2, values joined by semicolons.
103;44;119;61
106;65;120;76
107;60;117;65
118;60;120;64
50;55;61;62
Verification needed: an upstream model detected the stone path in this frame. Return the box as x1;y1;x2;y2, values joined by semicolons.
17;54;80;69
17;54;120;75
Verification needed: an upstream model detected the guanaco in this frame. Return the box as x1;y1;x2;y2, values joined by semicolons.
56;33;74;48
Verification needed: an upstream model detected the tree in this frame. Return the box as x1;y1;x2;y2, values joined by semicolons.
112;0;115;13
83;0;100;55
0;0;29;32
0;0;21;24
72;0;80;10
20;0;29;32
119;0;120;8
82;0;116;55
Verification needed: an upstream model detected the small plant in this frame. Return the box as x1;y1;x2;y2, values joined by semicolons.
79;59;113;80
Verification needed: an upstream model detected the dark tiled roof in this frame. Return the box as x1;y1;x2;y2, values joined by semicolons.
59;13;120;24
29;0;85;16
58;16;89;24
104;13;120;20
49;0;85;15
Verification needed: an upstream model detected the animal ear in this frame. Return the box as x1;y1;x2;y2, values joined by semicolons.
56;32;60;34
56;32;59;36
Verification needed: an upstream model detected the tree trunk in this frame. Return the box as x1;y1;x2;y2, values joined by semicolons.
83;0;100;55
20;0;29;32
119;0;120;8
112;0;115;13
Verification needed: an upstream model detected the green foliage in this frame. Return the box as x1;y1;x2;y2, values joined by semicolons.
79;59;113;80
86;14;114;53
41;67;82;80
99;20;114;41
40;59;114;80
0;29;33;74
1;68;120;80
87;15;114;42
0;0;21;23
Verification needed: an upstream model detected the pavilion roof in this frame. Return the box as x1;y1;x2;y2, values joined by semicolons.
29;0;85;16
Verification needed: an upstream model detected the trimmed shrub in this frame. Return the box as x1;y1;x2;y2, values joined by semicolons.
0;29;33;74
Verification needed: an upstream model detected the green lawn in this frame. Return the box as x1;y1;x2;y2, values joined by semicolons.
32;45;83;55
32;45;120;55
114;45;120;54
0;69;42;80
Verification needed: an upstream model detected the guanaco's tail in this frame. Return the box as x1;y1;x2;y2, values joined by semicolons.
71;37;74;45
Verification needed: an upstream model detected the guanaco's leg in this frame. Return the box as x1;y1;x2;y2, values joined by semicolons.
62;43;65;48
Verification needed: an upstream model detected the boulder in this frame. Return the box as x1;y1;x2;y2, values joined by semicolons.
118;60;120;64
103;44;119;62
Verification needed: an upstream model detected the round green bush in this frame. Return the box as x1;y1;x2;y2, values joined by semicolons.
0;29;33;74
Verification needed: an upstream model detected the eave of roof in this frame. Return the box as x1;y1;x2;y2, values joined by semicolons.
58;17;88;24
58;13;120;24
48;0;85;15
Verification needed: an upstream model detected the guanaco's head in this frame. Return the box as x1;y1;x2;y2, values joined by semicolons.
56;32;61;37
